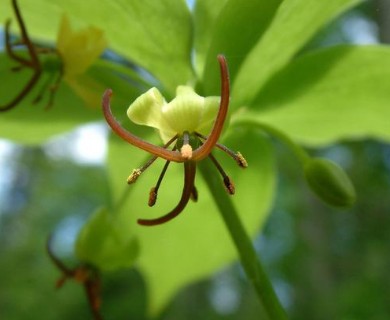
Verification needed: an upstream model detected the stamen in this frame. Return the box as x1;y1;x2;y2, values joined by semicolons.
223;176;235;195
0;0;42;112
11;0;39;67
192;55;230;161
195;132;248;168
208;153;235;195
46;235;102;320
126;135;178;184
85;278;103;320
46;235;73;283
148;159;172;207
45;69;64;109
103;89;186;162
191;186;198;202
148;187;157;206
138;161;196;226
127;169;142;184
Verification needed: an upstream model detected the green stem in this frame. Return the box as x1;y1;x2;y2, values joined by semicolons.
233;120;310;165
199;160;288;320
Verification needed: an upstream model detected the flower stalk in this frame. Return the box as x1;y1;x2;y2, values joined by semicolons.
199;160;288;320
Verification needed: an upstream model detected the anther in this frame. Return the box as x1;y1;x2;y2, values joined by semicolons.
208;152;235;195
223;176;235;195
236;152;248;168
126;135;178;184
148;187;157;206
148;159;172;206
195;132;248;168
127;169;142;184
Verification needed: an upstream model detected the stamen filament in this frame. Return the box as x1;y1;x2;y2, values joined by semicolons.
127;135;178;184
102;89;186;162
47;235;102;319
46;235;73;280
191;186;198;202
195;132;248;168
84;276;103;320
4;20;30;65
208;153;235;195
0;0;42;111
149;159;172;207
138;161;196;226
192;55;229;161
11;0;39;67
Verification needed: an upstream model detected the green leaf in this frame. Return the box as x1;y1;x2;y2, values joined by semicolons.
233;45;390;146
201;0;282;95
0;52;140;143
193;0;228;76
232;0;362;109
0;0;193;94
106;126;276;315
75;207;139;271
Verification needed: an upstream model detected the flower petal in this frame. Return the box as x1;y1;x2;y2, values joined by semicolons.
57;14;107;78
196;96;220;135
127;87;176;141
162;86;217;134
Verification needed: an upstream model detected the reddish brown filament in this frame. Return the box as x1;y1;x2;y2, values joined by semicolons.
191;55;230;161
138;161;196;226
195;132;248;168
102;89;185;162
0;16;41;111
46;235;103;320
208;152;235;195
148;158;172;207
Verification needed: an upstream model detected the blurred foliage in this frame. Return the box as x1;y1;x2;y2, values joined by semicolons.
1;133;389;320
1;0;390;319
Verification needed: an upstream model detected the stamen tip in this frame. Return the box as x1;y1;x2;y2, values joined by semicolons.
224;176;235;195
180;144;193;159
236;152;248;168
148;187;157;207
127;169;142;184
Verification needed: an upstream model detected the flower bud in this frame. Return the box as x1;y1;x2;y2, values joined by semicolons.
304;158;356;208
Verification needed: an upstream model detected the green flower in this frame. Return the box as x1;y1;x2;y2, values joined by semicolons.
127;85;221;144
0;0;106;111
102;55;247;226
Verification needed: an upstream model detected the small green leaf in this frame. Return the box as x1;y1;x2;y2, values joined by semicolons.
233;45;390;146
304;158;356;208
106;126;276;315
76;207;139;271
232;0;361;109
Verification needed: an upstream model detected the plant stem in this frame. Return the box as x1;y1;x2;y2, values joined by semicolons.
233;120;310;165
199;160;288;320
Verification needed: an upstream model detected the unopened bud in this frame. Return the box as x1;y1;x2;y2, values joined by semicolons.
304;158;356;208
